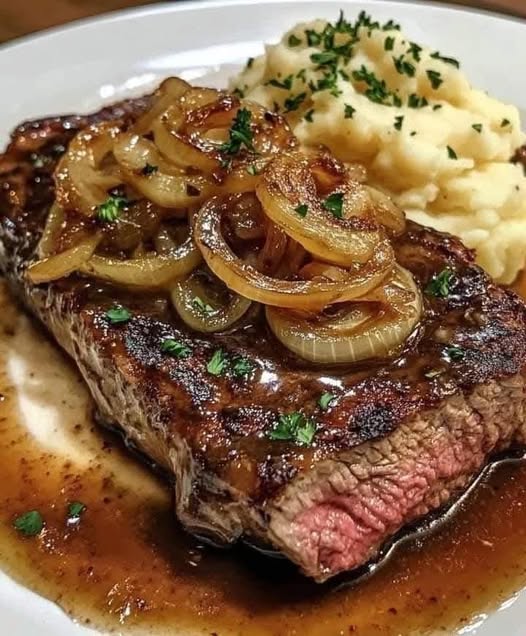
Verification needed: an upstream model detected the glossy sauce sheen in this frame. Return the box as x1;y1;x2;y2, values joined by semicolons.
0;279;523;635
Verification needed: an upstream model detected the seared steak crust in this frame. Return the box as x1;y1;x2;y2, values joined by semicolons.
1;100;526;581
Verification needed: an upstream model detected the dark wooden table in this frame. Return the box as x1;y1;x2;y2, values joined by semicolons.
0;0;523;44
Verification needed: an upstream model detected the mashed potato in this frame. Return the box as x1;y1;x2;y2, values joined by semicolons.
232;12;526;283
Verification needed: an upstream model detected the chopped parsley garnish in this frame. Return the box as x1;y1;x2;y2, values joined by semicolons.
308;66;341;97
284;92;307;112
444;346;465;362
268;412;317;445
472;123;483;133
141;163;158;176
97;195;128;223
393;55;415;77
323;192;344;219
430;51;460;68
285;14;417;110
246;57;254;69
104;306;132;325
394;115;404;131
408;42;422;61
344;104;356;119
288;34;302;47
408;93;428;108
305;29;322;47
333;41;353;60
334;9;351;32
14;510;43;537
318;392;335;411
304;109;315;122
268;75;294;90
295;203;309;218
352;65;400;106
302;11;398;55
501;118;511;128
246;164;259;176
425;269;455;298
219;107;255;157
161;338;191;358
297;68;307;83
295;419;317;445
67;501;86;524
426;69;443;89
310;51;339;66
192;296;215;316
232;357;254;378
382;19;400;31
353;10;380;32
447;145;458;159
207;349;228;376
433;104;443;111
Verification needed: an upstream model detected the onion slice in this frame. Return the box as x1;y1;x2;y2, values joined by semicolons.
171;269;251;333
40;76;418;368
154;113;219;172
27;233;101;284
113;132;214;208
266;266;422;363
194;197;393;310
37;202;65;258
132;77;192;134
365;186;406;235
55;122;123;214
256;152;385;266
80;232;201;288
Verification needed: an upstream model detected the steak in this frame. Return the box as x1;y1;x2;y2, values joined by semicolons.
1;99;526;583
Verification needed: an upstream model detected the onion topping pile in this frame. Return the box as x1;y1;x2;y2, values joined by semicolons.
27;77;422;364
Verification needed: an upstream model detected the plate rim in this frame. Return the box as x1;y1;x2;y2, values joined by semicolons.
0;1;525;635
0;0;525;56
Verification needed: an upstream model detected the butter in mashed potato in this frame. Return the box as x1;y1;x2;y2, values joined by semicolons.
232;12;526;283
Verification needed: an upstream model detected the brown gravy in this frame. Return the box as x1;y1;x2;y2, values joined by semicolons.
0;278;525;635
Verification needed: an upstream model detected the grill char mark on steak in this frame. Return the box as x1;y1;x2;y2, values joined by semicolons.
1;99;526;582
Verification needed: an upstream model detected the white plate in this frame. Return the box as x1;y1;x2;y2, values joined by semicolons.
0;1;525;634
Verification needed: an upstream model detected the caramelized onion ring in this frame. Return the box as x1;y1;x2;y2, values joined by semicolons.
113;133;213;208
152;91;236;171
171;269;251;333
27;233;101;284
133;77;192;135
80;232;201;288
153;112;219;173
37;203;65;258
257;221;288;274
154;94;296;195
365;186;406;235
266;266;421;363
194;197;392;310
55;123;122;214
256;152;387;266
40;76;419;368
